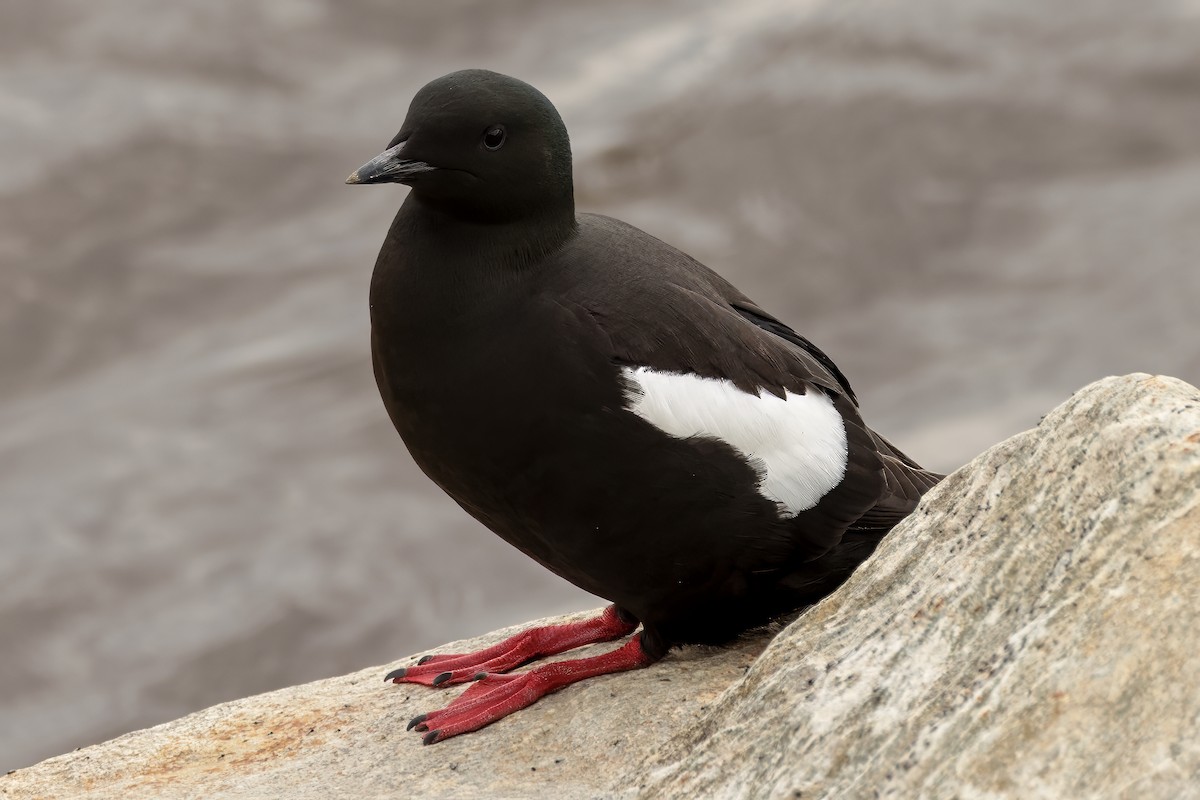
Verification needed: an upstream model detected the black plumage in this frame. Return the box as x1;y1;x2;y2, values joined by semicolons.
348;69;942;743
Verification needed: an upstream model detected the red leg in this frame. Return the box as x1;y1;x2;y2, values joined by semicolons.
385;605;637;687
411;634;657;744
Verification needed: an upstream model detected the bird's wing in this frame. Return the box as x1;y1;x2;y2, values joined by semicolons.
729;301;858;405
554;216;855;402
545;215;898;553
717;304;945;533
714;303;945;533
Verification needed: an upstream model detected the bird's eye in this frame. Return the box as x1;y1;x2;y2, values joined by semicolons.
482;126;506;150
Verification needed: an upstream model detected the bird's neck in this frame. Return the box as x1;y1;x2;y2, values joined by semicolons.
369;194;577;325
397;193;576;272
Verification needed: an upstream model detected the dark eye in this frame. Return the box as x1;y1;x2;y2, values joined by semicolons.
482;126;506;150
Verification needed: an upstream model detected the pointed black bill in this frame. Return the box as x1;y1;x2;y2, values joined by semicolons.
345;141;438;185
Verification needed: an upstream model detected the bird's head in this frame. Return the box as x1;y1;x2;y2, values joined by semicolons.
346;69;574;224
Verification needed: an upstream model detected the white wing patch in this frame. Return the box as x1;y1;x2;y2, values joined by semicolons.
621;366;848;515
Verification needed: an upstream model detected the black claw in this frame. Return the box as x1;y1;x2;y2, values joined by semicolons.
422;729;441;745
406;713;428;732
417;655;435;665
384;667;406;682
431;671;454;686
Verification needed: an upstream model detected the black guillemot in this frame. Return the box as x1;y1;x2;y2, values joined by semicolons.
346;69;943;744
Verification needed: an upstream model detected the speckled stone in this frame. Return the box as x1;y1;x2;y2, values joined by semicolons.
4;374;1198;800
641;374;1200;799
0;611;771;800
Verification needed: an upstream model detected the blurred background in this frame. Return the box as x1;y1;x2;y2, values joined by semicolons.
2;0;1198;771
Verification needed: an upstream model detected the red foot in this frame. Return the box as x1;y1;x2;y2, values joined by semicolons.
385;605;637;687
410;635;656;744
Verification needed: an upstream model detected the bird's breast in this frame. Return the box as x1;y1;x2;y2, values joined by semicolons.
369;289;616;494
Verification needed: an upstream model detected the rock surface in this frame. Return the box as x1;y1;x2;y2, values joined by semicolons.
4;373;1198;799
642;374;1200;799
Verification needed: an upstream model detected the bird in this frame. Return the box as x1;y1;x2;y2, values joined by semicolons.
346;69;943;745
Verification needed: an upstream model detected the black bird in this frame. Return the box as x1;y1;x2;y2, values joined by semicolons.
347;69;942;744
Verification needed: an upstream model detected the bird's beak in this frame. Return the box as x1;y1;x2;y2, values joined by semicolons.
345;141;438;185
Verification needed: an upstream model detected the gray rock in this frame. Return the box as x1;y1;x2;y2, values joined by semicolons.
4;374;1198;799
641;373;1200;798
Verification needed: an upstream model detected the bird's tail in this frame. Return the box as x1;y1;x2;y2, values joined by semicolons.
772;433;944;607
847;429;945;533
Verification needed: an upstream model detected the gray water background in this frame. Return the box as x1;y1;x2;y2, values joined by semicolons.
2;0;1199;770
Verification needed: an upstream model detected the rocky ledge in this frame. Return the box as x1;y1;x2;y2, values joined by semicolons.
4;374;1198;800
